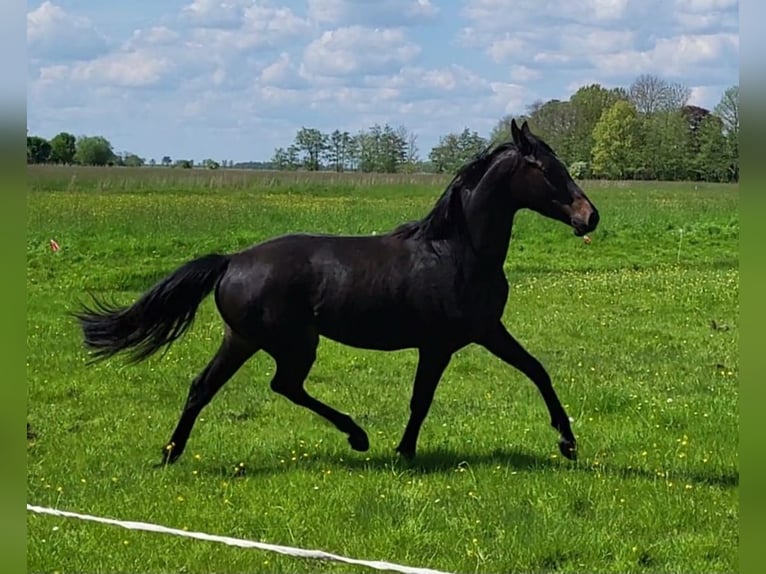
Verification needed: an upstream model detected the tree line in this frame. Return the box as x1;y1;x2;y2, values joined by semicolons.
271;75;738;183
26;132;226;169
27;74;738;183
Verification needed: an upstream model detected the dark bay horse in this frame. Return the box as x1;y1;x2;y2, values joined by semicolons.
75;120;599;465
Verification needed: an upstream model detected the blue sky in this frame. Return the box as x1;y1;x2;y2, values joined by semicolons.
27;0;739;163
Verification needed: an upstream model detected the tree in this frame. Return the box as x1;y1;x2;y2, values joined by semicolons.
123;153;145;167
49;132;76;164
403;129;420;173
75;136;115;166
27;136;51;164
692;114;729;182
714;85;739;181
567;84;627;164
325;130;345;172
429;128;487;174
591;100;640;179
628;74;690;114
525;99;576;161
637;110;692;180
271;147;290;170
161;156;172;167
295;127;327;171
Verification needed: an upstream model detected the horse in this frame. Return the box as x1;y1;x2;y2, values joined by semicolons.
75;119;600;466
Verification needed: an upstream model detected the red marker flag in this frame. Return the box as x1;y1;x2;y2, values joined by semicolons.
49;239;60;252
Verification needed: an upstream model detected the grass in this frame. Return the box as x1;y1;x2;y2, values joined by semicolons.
26;166;738;573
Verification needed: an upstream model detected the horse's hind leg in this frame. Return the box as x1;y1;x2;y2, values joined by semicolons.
267;329;369;452
161;326;257;464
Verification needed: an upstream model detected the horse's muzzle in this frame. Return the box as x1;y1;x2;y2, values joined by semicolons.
572;209;599;237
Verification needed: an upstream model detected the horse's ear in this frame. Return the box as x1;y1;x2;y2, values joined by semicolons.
512;119;533;156
521;120;532;138
510;119;522;144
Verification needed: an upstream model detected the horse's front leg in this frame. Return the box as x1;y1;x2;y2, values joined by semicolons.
395;347;453;459
478;321;577;460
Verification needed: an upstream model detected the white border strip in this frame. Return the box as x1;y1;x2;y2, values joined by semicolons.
27;504;454;574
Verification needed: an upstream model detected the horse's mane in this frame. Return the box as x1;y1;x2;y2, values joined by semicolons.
387;140;519;241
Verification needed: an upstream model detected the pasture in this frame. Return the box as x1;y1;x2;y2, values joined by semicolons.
26;166;738;573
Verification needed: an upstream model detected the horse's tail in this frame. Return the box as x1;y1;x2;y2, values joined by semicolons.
74;253;231;364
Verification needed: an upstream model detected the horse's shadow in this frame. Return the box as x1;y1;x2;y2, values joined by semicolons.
179;446;738;490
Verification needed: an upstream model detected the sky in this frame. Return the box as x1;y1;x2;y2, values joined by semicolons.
26;0;739;163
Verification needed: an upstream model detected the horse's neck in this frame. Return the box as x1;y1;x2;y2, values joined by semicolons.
462;162;518;270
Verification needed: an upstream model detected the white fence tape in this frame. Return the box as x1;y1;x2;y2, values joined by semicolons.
27;504;454;574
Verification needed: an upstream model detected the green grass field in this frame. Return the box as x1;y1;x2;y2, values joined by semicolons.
26;166;739;573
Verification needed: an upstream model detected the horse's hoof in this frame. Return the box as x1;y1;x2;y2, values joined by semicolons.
395;445;416;460
159;442;181;465
558;437;577;461
348;432;370;452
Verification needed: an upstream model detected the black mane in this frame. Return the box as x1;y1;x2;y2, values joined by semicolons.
388;140;519;240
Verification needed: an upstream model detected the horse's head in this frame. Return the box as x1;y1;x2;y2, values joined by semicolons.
510;119;599;237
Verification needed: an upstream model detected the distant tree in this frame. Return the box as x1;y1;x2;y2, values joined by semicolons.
567;84;628;163
286;144;300;170
149;158;157;167
591;100;640;179
429;128;486;174
49;132;76;164
271;147;290;170
402;129;420;173
714;85;739;181
75;136;115;166
378;124;407;173
692;114;729;182
295;127;327;171
27;136;51;164
161;155;172;166
326;129;345;172
203;158;220;169
123;153;145;167
174;159;193;168
628;74;690;114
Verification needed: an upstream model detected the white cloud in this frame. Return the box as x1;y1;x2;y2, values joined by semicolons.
301;26;421;77
27;1;109;62
307;0;438;26
40;51;172;88
486;36;526;63
123;26;180;49
675;0;737;11
186;3;311;52
509;65;542;82
181;0;248;29
594;33;738;78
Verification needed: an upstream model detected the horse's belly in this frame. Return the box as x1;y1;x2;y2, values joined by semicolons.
315;307;425;350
